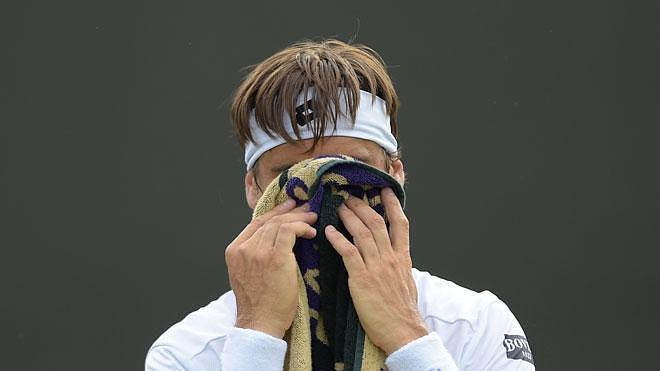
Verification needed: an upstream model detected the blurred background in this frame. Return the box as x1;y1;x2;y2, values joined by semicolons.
2;1;659;370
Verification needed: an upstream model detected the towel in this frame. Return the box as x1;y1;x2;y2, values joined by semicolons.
252;154;406;371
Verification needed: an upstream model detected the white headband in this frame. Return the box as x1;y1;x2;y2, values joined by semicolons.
244;88;398;170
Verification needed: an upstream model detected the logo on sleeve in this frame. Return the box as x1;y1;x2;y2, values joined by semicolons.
502;334;534;365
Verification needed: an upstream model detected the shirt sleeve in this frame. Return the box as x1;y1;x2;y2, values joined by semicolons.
145;346;190;371
461;300;536;371
219;327;288;371
145;327;288;371
385;332;460;371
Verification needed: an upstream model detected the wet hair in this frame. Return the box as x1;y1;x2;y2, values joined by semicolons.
230;38;400;151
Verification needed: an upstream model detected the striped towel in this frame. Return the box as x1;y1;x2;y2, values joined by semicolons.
252;154;406;371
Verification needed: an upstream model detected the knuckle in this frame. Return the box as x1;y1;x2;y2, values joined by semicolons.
225;243;236;256
249;254;265;266
396;215;409;229
225;245;245;265
279;222;295;234
356;228;372;240
224;250;234;264
256;251;270;263
384;255;398;269
342;245;358;257
235;245;249;257
387;195;399;206
368;213;385;227
224;248;236;262
252;215;267;226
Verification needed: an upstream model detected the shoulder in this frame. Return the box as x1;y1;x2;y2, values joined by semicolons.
145;290;237;370
412;267;503;327
411;268;532;367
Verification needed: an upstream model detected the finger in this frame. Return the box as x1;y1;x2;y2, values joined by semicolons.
259;221;280;249
381;187;410;252
337;203;380;264
380;188;414;293
273;221;317;253
325;225;366;274
234;199;303;244
344;195;392;255
263;198;302;220
258;210;318;248
268;209;318;227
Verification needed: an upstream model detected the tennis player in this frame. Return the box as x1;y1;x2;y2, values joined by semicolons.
145;39;535;371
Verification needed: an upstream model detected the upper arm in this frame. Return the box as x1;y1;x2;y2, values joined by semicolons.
461;300;536;371
145;346;190;371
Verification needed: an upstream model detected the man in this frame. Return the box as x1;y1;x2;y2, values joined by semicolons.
145;39;535;370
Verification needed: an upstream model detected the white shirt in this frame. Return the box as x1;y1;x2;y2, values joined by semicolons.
145;268;535;371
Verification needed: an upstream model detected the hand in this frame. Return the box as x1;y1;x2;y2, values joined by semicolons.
325;187;428;355
225;199;318;339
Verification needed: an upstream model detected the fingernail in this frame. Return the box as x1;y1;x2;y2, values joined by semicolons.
301;203;310;211
283;198;296;208
326;225;336;232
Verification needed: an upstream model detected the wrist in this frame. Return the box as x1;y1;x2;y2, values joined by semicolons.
235;317;288;339
382;321;429;355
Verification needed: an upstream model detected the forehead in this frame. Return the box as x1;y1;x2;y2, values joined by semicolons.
258;136;383;170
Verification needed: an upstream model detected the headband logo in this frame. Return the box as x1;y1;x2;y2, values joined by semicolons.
295;99;315;126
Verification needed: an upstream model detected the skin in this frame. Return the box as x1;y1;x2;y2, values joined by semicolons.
224;136;428;355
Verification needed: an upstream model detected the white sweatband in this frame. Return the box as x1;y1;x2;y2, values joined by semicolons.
244;87;398;170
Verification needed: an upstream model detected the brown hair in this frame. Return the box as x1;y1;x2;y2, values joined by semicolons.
230;38;400;151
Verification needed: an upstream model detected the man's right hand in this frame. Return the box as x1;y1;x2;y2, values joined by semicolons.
225;198;318;339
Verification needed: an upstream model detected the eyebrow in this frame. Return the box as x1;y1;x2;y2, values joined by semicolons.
271;155;371;173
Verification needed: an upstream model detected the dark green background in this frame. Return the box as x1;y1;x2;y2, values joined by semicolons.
2;1;659;370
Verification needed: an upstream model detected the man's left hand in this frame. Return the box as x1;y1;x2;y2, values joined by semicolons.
325;187;429;355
